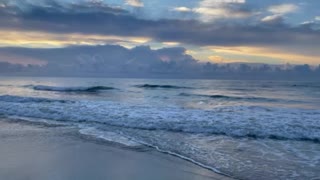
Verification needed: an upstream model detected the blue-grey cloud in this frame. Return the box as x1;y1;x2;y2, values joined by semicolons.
0;44;197;74
0;44;319;80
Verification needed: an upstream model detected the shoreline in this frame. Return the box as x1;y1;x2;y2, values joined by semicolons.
0;119;233;180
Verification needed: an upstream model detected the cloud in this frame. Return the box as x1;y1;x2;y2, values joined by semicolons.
0;1;318;47
1;44;319;80
0;53;46;65
208;55;245;63
194;7;251;21
208;46;320;65
173;0;252;22
268;4;298;15
173;7;192;12
0;0;319;64
0;0;128;15
261;4;299;25
0;44;200;77
184;0;252;22
300;16;320;27
126;0;144;7
162;41;180;46
198;0;246;6
261;14;283;24
0;30;151;48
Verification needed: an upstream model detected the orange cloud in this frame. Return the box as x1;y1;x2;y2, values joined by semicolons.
162;41;180;46
208;46;320;65
208;55;247;63
0;30;151;48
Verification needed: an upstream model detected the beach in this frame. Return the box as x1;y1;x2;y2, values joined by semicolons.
0;120;232;180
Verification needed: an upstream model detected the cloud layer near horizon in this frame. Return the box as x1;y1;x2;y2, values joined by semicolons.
0;44;319;80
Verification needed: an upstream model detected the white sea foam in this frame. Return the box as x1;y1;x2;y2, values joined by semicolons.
0;95;70;103
0;95;319;142
79;126;141;147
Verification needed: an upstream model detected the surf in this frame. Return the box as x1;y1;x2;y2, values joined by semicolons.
31;85;115;92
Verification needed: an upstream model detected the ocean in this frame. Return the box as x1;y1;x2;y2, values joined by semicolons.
0;77;319;179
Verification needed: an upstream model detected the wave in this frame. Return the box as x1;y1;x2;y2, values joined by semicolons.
89;121;320;143
102;123;320;143
32;85;115;92
0;95;71;103
79;127;141;147
0;96;319;142
227;88;257;91
135;84;191;89
291;84;320;88
0;84;14;87
180;93;235;99
179;93;277;102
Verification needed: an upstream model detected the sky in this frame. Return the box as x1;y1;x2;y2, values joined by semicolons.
0;0;319;67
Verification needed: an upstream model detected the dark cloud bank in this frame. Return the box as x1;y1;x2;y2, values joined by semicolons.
1;45;319;80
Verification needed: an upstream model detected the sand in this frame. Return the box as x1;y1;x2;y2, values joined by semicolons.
0;120;233;180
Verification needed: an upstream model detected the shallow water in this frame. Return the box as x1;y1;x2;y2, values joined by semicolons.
0;77;319;179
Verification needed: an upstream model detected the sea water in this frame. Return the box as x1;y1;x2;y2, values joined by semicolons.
0;77;319;179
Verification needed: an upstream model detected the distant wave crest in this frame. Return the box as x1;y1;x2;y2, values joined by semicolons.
135;84;191;89
291;84;320;88
179;93;277;102
32;85;115;92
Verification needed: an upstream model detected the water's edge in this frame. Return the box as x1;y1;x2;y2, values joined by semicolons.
0;116;236;179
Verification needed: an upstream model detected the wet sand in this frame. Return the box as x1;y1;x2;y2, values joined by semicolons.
0;120;232;180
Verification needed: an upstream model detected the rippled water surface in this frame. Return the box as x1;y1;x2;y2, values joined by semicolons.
0;77;319;179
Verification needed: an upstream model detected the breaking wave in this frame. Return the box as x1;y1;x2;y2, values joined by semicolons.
0;95;319;142
0;95;71;103
31;85;115;92
135;84;192;89
179;93;277;102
